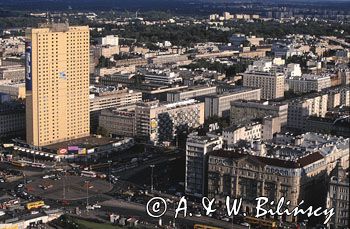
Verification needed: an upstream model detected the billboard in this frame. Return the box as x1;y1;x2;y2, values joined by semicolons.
68;146;79;151
150;119;158;129
25;41;32;91
87;148;95;154
68;146;79;154
78;148;87;155
58;148;67;155
3;143;14;148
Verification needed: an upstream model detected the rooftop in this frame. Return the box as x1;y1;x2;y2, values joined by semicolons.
208;149;325;169
44;135;122;150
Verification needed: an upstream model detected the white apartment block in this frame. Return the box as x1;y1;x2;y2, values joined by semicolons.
204;87;261;118
223;116;280;148
98;35;119;46
89;87;142;112
242;71;285;99
143;69;182;85
287;94;328;130
285;63;302;77
286;74;331;93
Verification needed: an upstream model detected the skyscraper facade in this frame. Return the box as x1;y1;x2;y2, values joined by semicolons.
25;23;90;146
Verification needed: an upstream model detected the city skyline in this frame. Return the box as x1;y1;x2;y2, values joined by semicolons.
0;2;349;229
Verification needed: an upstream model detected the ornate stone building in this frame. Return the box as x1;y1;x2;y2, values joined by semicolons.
207;147;348;223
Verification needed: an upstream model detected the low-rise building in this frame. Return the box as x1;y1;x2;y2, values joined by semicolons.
142;69;182;85
100;73;137;86
0;81;25;99
305;116;350;137
167;85;217;102
150;54;188;65
99;109;136;137
101;45;119;58
96;66;136;77
0;65;25;82
0;209;63;229
98;35;119;46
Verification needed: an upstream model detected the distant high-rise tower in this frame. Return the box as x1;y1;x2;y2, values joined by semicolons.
25;23;90;146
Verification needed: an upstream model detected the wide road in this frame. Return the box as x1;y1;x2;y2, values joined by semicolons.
98;199;248;229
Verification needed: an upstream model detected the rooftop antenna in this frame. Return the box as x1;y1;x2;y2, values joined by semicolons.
46;12;51;24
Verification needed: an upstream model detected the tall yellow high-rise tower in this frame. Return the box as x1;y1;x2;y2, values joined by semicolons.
25;23;90;146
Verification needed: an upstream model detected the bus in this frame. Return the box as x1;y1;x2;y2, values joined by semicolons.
11;160;27;167
81;170;97;178
26;201;45;210
244;216;278;228
89;162;110;170
194;224;222;229
31;162;46;168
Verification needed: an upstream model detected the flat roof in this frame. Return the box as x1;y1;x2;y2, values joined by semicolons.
44;136;120;150
208;149;325;169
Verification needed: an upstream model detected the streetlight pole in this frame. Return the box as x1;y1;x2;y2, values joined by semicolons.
108;160;112;189
85;181;89;210
150;165;155;192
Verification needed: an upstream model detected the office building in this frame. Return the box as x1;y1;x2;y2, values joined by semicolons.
0;81;25;99
89;86;141;132
242;72;285;100
89;86;142;112
306;116;350;137
100;73;137;86
207;150;316;222
204;87;261;118
284;63;302;77
230;100;288;126
328;90;341;109
25;23;90;146
135;100;205;144
340;87;350;106
223;116;280;147
150;54;188;65
98;109;136;137
286;74;332;93
287;94;328;130
0;65;25;82
326;162;349;229
185;132;223;197
166;86;217;102
98;35;119;46
207;132;349;223
142;69;182;85
0;102;25;137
